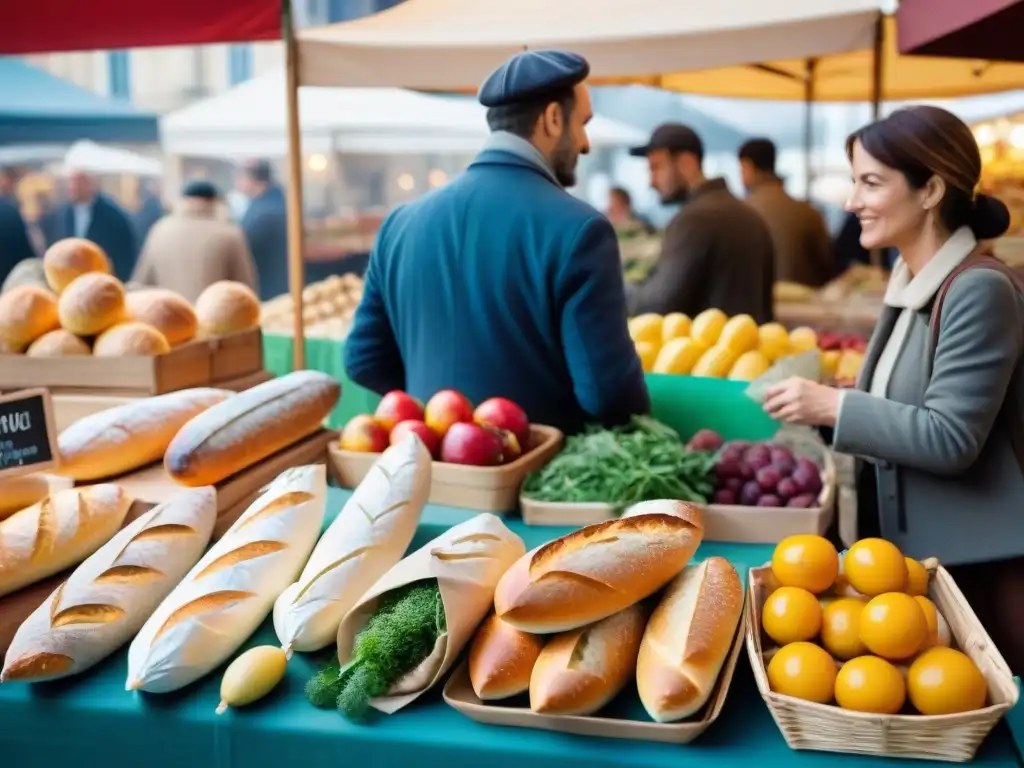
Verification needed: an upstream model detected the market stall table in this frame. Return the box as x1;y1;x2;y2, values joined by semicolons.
1;488;1020;767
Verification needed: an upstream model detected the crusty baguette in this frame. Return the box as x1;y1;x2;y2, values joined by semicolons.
0;485;132;599
494;501;704;633
1;488;217;683
273;433;430;653
469;612;546;700
529;603;645;715
636;556;744;722
0;474;55;521
164;371;340;487
58;388;233;481
126;465;326;693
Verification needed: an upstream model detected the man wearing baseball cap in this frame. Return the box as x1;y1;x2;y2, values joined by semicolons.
626;123;775;322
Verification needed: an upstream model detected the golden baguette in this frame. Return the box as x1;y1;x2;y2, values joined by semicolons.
468;612;546;700
0;475;53;520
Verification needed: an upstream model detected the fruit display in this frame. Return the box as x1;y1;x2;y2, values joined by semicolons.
260;273;364;339
708;434;824;509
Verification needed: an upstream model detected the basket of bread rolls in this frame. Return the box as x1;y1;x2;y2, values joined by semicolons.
442;499;748;743
747;534;1019;762
260;273;363;340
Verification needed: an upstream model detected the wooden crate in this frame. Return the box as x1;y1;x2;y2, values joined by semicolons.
207;328;264;383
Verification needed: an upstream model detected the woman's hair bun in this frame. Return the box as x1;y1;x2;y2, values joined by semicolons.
969;194;1011;240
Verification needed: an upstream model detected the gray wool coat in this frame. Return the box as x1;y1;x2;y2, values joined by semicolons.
833;264;1024;565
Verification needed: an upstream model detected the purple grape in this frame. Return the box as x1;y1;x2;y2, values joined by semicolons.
757;495;783;507
773;456;797;476
776;477;798;501
756;465;782;492
791;465;823;496
787;494;817;508
714;457;742;480
770;446;795;465
738;462;755;480
731;441;751;453
724;477;744;493
796;457;820;476
744;444;772;470
739;481;762;506
687;429;724;453
713;489;736;505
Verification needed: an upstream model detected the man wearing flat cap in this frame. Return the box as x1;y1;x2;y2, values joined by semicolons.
627;124;776;323
345;50;649;433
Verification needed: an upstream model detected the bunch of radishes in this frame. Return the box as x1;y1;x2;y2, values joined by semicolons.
705;435;823;508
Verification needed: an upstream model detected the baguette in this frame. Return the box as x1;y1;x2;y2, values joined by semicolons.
1;488;217;683
57;388;233;481
468;612;546;700
529;603;646;715
0;474;54;520
494;501;704;633
273;433;430;653
0;485;132;599
126;465;326;693
636;556;743;722
164;371;341;487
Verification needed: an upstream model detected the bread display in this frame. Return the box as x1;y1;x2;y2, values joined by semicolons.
126;465;326;693
273;432;431;653
125;288;198;346
0;285;60;352
261;274;364;340
1;488;217;683
25;328;91;357
469;613;546;700
195;280;261;337
57;272;126;336
0;485;132;598
529;603;646;715
58;387;233;481
493;502;704;633
636;557;744;722
43;238;111;294
92;321;171;357
165;370;340;487
0;474;54;520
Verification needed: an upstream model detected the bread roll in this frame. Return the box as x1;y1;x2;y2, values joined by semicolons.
1;488;217;683
58;272;125;336
127;465;326;693
93;321;170;357
636;557;744;723
43;238;111;294
0;485;132;598
469;613;546;700
529;603;645;715
26;328;91;357
494;502;704;633
0;474;53;520
195;280;260;337
126;288;198;346
0;285;60;351
165;370;340;487
58;387;233;481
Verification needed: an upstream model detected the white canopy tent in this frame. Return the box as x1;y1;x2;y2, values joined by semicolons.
60;140;164;176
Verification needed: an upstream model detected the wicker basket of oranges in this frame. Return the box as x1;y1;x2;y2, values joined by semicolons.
746;535;1019;762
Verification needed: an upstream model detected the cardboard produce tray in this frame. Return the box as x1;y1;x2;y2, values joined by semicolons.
329;424;563;513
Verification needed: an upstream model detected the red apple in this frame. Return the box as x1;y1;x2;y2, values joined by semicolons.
439;422;504;466
339;414;389;453
390;419;440;457
374;390;425;432
424;389;474;437
473;397;530;448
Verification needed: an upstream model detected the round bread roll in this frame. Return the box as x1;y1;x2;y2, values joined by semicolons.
0;285;60;352
43;238;112;294
194;281;260;337
26;329;91;357
58;273;126;336
126;288;198;346
93;322;170;357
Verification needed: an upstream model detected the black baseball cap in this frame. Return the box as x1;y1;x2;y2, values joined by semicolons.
630;123;704;159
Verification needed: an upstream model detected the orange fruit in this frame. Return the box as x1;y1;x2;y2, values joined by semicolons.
859;592;928;661
767;642;837;704
835;655;906;714
762;586;822;646
771;534;840;594
844;539;908;596
905;558;929;596
820;597;868;660
907;647;987;715
914;596;940;650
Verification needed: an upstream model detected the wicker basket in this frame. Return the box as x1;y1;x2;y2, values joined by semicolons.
745;562;1019;762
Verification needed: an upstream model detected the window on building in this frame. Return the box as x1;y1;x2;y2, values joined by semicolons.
228;44;253;86
107;50;131;100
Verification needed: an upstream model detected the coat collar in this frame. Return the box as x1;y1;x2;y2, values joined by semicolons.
884;226;977;310
470;131;561;187
689;177;730;202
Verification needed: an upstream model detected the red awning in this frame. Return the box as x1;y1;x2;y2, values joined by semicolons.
897;0;1024;62
0;0;281;54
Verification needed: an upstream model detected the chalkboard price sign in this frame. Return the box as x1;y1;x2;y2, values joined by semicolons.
0;388;58;479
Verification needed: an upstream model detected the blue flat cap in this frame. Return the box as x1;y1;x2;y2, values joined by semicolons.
182;179;220;200
478;50;590;108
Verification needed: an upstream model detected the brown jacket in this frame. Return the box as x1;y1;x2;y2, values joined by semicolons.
745;179;834;287
130;199;258;303
626;178;775;323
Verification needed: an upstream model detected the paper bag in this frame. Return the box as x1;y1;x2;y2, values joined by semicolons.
336;513;525;714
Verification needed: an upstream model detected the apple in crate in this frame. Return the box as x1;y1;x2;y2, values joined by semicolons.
473;397;530;448
339;415;389;453
374;390;425;431
440;422;505;466
425;389;474;437
391;419;440;457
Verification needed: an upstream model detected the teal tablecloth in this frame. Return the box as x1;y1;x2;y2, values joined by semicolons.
0;488;1019;767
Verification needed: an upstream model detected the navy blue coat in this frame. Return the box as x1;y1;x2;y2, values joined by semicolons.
49;194;139;281
344;149;650;435
240;186;288;301
0;196;37;288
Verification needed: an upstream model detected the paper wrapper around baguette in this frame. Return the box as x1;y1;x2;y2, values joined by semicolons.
336;513;525;715
126;465;326;693
1;488;217;683
273;434;431;653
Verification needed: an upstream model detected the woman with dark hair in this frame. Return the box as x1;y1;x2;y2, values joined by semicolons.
761;105;1024;673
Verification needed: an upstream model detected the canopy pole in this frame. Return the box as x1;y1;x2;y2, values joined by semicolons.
869;13;885;268
803;58;816;202
283;0;306;370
